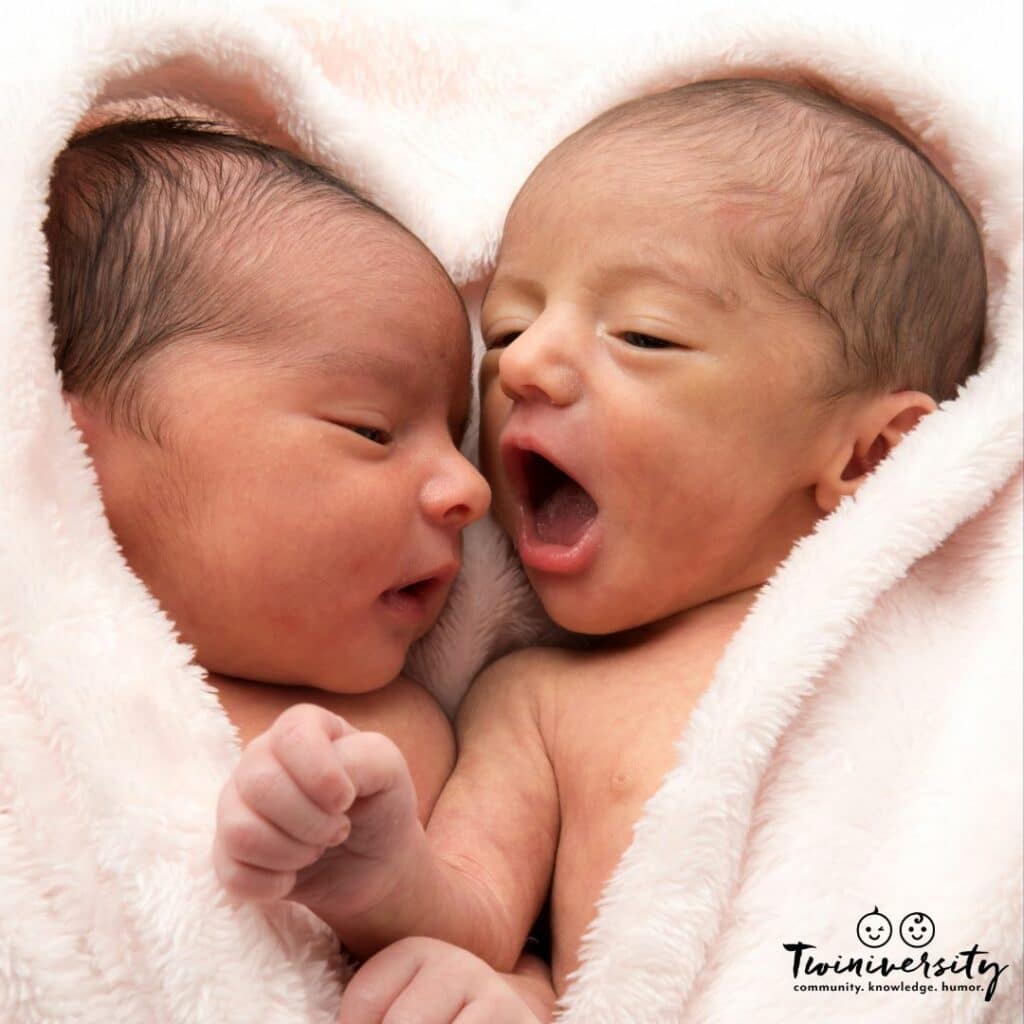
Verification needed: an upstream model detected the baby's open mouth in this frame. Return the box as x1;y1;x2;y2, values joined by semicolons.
394;577;439;600
519;450;599;547
501;440;602;575
379;564;457;623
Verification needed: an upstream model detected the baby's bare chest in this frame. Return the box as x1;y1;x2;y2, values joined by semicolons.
542;658;709;987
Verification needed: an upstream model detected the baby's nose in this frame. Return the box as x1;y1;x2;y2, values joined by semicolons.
498;324;581;407
421;453;491;530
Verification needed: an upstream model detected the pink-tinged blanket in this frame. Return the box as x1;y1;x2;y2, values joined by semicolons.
0;1;1019;1021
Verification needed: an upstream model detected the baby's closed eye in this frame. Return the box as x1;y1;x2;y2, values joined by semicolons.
620;331;675;350
485;330;523;350
346;424;392;445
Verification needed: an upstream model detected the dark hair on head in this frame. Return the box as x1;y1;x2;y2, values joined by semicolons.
45;117;406;434
562;78;986;402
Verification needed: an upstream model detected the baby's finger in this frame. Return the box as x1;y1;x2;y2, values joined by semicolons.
377;968;473;1024
270;704;358;815
212;839;296;903
337;946;421;1024
454;1001;536;1024
232;754;348;848
333;731;414;805
217;788;329;872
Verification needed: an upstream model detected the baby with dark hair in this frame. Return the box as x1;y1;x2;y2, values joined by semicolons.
215;81;987;1021
48;117;491;826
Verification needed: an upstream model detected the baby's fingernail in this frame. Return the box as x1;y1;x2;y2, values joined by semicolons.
329;819;351;846
337;781;355;813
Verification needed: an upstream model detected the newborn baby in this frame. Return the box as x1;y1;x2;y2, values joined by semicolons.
47;117;490;824
215;80;986;1021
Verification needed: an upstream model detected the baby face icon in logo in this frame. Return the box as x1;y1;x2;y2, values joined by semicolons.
899;912;935;947
856;906;893;947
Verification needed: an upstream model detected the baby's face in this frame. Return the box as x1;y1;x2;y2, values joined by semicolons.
78;217;489;691
480;141;839;634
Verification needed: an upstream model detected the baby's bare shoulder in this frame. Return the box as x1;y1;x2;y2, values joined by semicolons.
456;645;589;743
468;645;582;703
480;644;582;682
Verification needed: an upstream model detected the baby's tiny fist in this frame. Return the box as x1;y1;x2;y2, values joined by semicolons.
213;704;366;905
267;703;359;816
287;732;423;926
329;731;419;855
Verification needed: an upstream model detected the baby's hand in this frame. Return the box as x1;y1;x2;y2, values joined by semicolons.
339;937;543;1023
212;703;419;921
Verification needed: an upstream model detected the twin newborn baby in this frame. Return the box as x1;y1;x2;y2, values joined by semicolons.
46;79;985;1022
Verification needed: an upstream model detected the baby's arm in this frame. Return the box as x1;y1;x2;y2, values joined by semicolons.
214;652;559;971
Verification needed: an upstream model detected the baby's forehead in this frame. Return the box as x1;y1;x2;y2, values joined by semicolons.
249;206;468;337
253;213;472;391
501;102;844;306
517;112;805;223
502;136;766;282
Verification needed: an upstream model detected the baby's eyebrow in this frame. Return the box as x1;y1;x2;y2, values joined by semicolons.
593;259;741;312
277;344;399;383
482;273;545;307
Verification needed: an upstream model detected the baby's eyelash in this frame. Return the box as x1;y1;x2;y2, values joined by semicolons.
622;331;674;350
486;331;522;349
347;424;392;445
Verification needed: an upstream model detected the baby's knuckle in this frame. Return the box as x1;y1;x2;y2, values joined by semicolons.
274;702;320;731
272;705;320;748
363;731;404;768
236;762;284;807
308;761;346;799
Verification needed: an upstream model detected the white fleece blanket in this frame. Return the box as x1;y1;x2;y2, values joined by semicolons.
0;1;1020;1021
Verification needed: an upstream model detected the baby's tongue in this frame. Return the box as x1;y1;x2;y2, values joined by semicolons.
534;478;598;546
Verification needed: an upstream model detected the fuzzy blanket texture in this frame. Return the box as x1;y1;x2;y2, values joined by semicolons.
0;1;1020;1021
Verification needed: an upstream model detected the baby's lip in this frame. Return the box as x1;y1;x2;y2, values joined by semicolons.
398;560;458;587
379;562;459;623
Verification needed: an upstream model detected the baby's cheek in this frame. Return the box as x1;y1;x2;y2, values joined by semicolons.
478;375;514;524
478;373;506;468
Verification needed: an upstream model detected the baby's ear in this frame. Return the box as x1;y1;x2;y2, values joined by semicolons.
65;390;96;438
814;391;937;514
64;390;114;457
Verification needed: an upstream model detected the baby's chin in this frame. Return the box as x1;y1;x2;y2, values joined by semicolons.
310;643;412;695
524;569;657;637
203;634;411;696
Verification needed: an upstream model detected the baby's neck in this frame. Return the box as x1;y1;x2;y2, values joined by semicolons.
605;584;762;651
205;672;316;747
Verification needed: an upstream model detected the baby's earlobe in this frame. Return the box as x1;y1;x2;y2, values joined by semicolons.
814;465;858;515
64;390;90;432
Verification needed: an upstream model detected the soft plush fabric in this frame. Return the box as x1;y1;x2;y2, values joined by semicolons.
0;1;1019;1021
